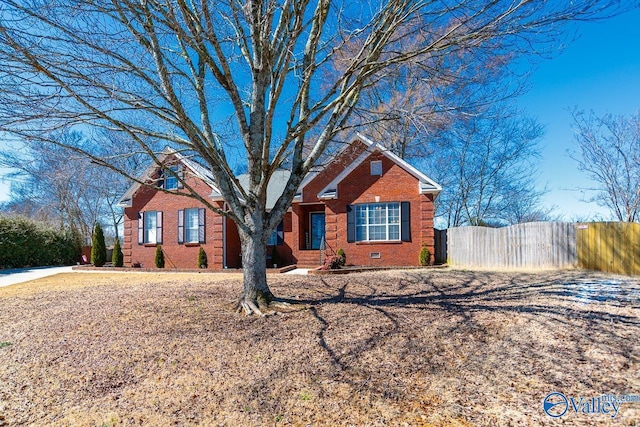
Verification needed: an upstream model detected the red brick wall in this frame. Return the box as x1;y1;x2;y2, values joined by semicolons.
302;141;367;203
321;151;435;266
121;143;437;269
225;216;242;268
122;169;297;269
279;211;294;265
123;166;228;269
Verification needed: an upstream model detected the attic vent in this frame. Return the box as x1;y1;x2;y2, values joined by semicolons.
370;252;381;259
370;160;382;176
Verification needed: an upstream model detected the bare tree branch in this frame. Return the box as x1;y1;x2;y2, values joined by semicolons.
570;108;640;222
0;0;632;311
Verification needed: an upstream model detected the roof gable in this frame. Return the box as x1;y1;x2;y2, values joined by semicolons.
316;133;441;200
117;148;291;210
118;135;441;209
117;147;220;207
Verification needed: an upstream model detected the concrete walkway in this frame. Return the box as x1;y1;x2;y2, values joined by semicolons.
283;268;310;275
0;266;74;288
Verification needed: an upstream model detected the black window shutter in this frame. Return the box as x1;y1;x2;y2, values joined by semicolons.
346;205;355;243
138;212;144;245
276;221;284;245
178;210;184;244
198;208;206;243
401;202;411;242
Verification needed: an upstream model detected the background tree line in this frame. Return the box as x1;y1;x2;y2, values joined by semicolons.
0;130;148;245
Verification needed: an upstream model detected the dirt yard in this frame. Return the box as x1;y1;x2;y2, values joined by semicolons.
0;269;638;426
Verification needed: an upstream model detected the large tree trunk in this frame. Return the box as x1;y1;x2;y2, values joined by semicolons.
237;229;273;315
235;220;295;316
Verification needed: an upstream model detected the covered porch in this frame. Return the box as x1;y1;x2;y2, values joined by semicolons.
292;203;330;267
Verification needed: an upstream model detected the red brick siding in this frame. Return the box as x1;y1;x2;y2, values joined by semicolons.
122;143;437;269
302;141;367;203
123;181;297;269
225;216;242;268
279;211;294;266
320;151;435;266
123;168;227;269
291;204;302;261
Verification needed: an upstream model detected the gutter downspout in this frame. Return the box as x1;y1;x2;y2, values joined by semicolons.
222;202;227;269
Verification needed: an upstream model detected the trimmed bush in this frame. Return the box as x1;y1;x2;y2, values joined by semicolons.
112;238;124;267
198;247;208;269
91;223;107;267
320;255;343;270
336;248;346;267
155;245;165;268
419;245;431;266
0;216;81;268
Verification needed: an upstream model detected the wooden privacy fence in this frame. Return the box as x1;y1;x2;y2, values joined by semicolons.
442;222;577;269
577;222;640;275
437;221;640;274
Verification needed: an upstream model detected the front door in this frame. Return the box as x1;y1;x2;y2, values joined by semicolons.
310;212;326;250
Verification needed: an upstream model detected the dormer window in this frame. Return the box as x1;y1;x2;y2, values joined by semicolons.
160;165;183;190
370;160;382;176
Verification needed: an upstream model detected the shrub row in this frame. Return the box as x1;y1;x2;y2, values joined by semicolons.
0;216;82;269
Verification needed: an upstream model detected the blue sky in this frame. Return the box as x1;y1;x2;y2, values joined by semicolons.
517;8;640;220
1;7;639;221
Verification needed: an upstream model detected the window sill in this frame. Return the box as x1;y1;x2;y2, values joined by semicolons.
143;243;159;247
355;240;403;245
184;242;201;247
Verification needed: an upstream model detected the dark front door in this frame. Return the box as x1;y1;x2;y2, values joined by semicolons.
310;212;326;250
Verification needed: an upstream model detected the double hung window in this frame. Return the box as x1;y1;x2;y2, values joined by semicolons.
355;203;400;242
347;202;410;243
138;211;163;244
178;208;206;244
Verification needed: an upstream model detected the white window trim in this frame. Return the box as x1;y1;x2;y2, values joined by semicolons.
185;208;199;243
355;202;401;242
144;212;157;243
370;160;382;176
164;165;180;190
142;211;162;244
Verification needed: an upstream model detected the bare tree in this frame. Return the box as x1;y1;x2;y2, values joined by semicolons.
349;37;524;160
0;0;630;314
500;184;557;225
0;131;132;243
570;109;640;222
426;106;546;227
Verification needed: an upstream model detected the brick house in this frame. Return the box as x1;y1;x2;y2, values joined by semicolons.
117;134;441;269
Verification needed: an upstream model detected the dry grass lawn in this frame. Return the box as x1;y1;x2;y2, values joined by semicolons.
0;269;639;426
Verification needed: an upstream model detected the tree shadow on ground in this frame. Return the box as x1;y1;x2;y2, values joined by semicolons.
279;270;640;401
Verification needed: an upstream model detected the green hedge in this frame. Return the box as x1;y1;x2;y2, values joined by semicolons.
112;238;124;267
0;216;82;269
91;223;107;267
